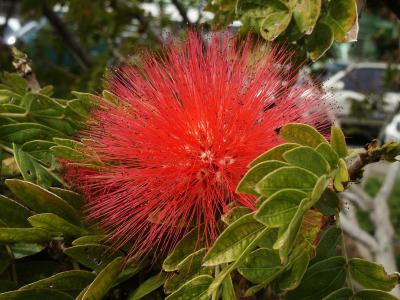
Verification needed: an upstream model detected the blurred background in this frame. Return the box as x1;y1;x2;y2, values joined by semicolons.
0;0;400;293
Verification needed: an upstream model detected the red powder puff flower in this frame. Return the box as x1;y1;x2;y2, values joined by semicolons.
66;32;331;259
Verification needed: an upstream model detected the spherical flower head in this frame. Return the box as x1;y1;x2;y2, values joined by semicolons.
66;32;331;259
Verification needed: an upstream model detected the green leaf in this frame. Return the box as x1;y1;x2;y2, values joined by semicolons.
279;123;327;148
306;22;334;61
72;235;106;246
334;158;349;192
237;160;288;195
0;289;73;300
324;0;357;42
283;146;330;176
279;246;310;290
221;274;235;300
322;288;353;300
65;100;89;121
0;246;11;274
5;179;81;225
207;227;271;296
311;175;329;203
114;261;145;286
286;256;347;300
221;206;252;225
25;93;64;117
64;244;122;272
20;270;95;297
312;227;341;264
257;228;278;249
255;189;306;227
0;280;16;293
239;1;292;41
352;289;399;300
102;90;120;106
165;275;213;300
202;213;265;266
0;195;31;227
165;249;210;293
28;213;88;237
255;166;318;197
238;248;282;284
349;258;398;291
13;144;55;188
128;273;167;300
314;190;340;215
10;243;45;259
292;0;321;34
80;257;124;300
0;228;50;243
20;140;55;166
250;143;300;167
0;123;67;144
49;188;85;210
51;145;88;161
274;198;309;261
163;227;203;272
331;126;348;158
0;72;27;94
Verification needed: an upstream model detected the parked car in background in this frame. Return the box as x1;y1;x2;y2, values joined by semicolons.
384;114;400;143
323;62;400;145
324;62;400;116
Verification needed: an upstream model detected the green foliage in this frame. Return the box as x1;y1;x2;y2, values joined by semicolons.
161;122;400;299
206;0;358;60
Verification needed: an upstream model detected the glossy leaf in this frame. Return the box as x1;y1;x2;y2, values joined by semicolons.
20;140;55;166
286;256;347;300
128;273;167;300
0;123;67;144
293;0;321;34
0;195;31;227
202;213;265;266
324;0;357;42
0;228;50;243
221;274;235;300
312;226;341;264
5;179;81;225
306;22;334;61
80;257;124;300
331;125;348;158
349;258;398;291
28;213;88;237
255;189;306;227
165;275;213;300
274;198;309;261
0;289;73;300
352;289;399;300
13;144;54;188
250;143;299;167
163;227;204;272
237;160;288;195
64;244;122;272
19;270;95;297
279;123;327;148
255;166;318;197
164;249;210;293
221;206;252;225
238;248;282;284
283;146;330;176
72;235;106;246
322;288;353;300
49;187;85;210
333;159;349;192
279;246;310;290
316;142;339;168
